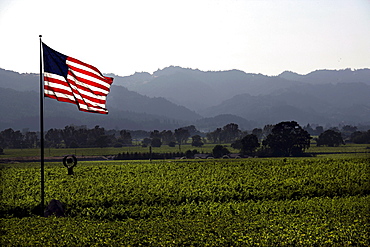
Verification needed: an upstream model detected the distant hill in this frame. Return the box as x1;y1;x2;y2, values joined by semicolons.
113;66;370;113
0;68;201;131
0;87;199;131
0;68;38;91
200;83;370;126
1;66;370;131
113;66;297;111
279;68;370;85
107;85;201;122
111;66;370;127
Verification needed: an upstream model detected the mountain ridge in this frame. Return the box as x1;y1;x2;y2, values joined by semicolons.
1;67;369;131
112;66;370;112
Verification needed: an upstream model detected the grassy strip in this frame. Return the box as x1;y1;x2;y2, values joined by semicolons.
1;144;369;159
0;144;229;158
1;196;369;246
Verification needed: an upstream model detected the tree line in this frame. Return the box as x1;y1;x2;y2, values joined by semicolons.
0;122;369;156
215;122;370;158
0;123;248;150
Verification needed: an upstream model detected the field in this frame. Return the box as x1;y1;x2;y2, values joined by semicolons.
0;144;232;159
1;143;369;159
1;146;369;246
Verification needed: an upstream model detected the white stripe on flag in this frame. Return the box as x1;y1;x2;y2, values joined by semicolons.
67;72;110;95
44;89;76;102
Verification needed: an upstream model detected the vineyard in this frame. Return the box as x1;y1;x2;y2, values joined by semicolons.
1;156;369;246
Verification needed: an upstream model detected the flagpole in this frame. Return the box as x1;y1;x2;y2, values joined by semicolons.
39;35;45;215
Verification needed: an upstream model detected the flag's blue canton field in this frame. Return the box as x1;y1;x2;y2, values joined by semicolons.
42;44;68;78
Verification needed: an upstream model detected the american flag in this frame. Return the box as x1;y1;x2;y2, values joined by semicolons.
42;43;114;114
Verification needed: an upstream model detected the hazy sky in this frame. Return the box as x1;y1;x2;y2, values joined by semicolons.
0;0;369;76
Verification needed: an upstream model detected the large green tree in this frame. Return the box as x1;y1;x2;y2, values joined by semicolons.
240;134;260;156
350;130;370;144
118;130;132;145
206;123;242;144
316;129;344;147
191;135;204;147
212;145;230;158
174;128;190;151
45;128;63;148
160;130;174;145
150;138;162;147
150;130;161;140
262;121;311;157
221;123;242;143
174;128;190;145
0;128;23;149
206;128;222;144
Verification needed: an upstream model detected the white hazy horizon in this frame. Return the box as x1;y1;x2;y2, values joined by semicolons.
0;0;369;77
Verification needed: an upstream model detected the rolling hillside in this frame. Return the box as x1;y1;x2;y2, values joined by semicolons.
1;67;369;131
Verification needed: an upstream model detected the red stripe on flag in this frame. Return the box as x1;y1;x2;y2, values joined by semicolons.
67;65;111;91
45;94;77;105
68;57;105;76
44;76;71;90
67;58;113;84
67;70;108;96
65;71;109;112
44;85;73;97
66;71;108;104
